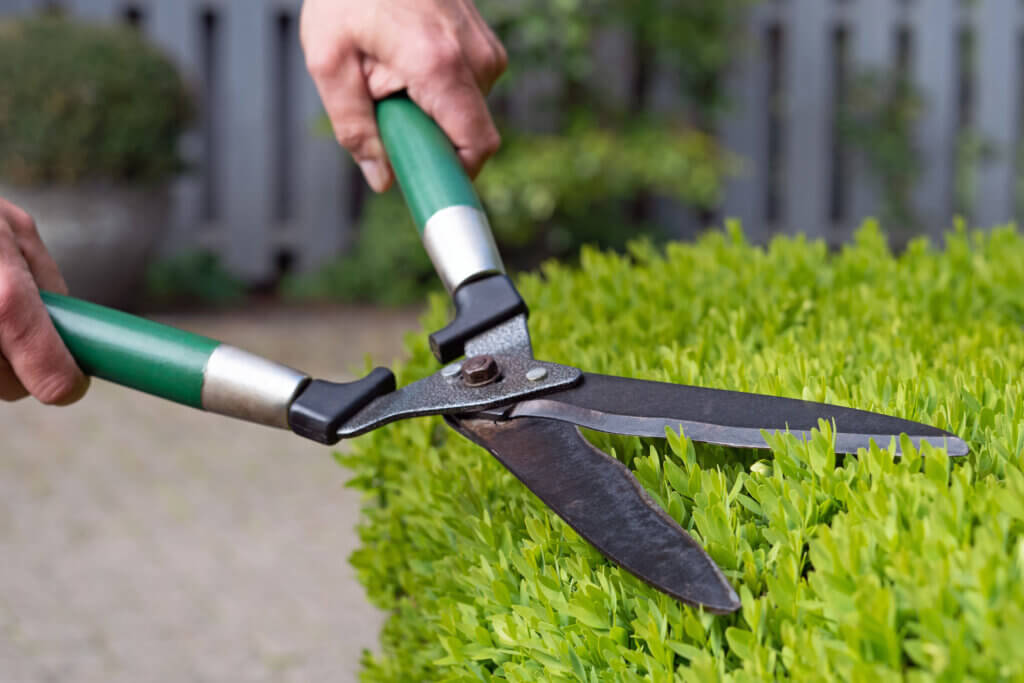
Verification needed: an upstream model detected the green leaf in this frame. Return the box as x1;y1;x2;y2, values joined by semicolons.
726;627;756;662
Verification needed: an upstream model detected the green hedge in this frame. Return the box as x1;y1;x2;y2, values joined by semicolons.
343;222;1024;681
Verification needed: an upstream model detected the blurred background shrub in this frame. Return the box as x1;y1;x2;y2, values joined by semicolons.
840;69;923;236
144;250;247;307
280;194;435;307
0;15;191;186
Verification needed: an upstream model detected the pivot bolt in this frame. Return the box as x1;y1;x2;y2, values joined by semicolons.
462;355;500;386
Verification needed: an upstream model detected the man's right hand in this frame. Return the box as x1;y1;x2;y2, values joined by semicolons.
0;198;89;405
300;0;507;193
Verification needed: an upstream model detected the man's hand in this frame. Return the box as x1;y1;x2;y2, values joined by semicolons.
301;0;507;192
0;198;88;405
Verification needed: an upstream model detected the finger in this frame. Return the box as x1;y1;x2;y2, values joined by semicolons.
0;221;88;406
410;71;502;178
362;59;406;101
304;42;392;192
0;355;29;402
0;197;69;295
458;1;508;93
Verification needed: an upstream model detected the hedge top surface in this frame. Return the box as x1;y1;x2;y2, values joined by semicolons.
344;222;1024;682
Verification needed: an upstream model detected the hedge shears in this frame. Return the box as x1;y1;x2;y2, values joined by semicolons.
41;95;968;614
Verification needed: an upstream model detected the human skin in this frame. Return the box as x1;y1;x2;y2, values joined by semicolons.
0;197;89;405
1;2;502;405
300;0;507;192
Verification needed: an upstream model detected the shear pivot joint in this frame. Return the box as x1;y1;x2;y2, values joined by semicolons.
429;275;528;363
462;355;500;386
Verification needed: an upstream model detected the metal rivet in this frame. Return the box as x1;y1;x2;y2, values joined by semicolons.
526;367;548;382
462;355;500;386
441;362;462;379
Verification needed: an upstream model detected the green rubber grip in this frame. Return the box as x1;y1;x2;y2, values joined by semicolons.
376;94;483;232
42;291;219;408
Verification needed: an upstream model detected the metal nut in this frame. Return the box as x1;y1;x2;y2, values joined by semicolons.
462;355;500;387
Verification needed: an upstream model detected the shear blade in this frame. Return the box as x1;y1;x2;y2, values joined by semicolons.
507;373;968;456
445;414;741;613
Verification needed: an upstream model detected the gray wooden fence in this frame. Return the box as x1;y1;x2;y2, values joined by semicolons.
1;0;353;284
2;0;1022;280
723;0;1024;243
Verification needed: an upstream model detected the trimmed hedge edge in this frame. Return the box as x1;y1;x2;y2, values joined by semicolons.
343;221;1024;682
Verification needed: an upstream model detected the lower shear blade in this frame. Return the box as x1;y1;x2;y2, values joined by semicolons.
446;415;740;613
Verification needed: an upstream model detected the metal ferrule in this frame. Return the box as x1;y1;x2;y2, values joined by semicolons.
422;205;504;292
201;345;310;429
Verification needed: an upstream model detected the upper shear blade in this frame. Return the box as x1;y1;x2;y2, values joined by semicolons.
445;414;741;613
508;373;969;456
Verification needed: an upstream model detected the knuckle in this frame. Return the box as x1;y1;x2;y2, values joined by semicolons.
481;42;508;79
5;205;37;238
304;47;341;80
423;40;464;76
333;123;372;153
493;42;509;72
0;273;28;329
481;127;501;156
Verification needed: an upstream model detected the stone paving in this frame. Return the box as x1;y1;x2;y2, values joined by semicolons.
0;305;421;683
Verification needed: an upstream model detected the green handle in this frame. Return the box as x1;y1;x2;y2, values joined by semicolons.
42;291;218;408
376;95;483;232
43;292;310;428
375;94;504;293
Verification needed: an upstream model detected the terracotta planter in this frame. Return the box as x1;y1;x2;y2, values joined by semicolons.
0;182;169;307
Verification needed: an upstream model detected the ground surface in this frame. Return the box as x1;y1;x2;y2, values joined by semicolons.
0;304;421;683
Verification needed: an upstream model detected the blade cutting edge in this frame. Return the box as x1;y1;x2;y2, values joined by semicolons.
507;373;969;456
445;414;741;613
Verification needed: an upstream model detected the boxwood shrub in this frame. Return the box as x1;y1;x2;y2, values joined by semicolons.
342;222;1024;681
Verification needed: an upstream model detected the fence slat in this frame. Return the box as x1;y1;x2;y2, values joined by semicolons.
976;0;1019;228
783;0;831;238
848;0;896;235
722;4;771;239
148;0;204;258
912;0;958;236
221;0;274;280
64;0;115;20
0;0;31;14
293;31;349;271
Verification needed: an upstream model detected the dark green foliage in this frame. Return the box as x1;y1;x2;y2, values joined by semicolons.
478;0;754;124
477;123;732;259
600;0;755;123
840;70;923;235
279;190;439;306
344;222;1024;680
286;124;731;305
0;16;191;185
144;251;246;306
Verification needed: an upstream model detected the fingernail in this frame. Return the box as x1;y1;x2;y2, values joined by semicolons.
359;160;387;192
